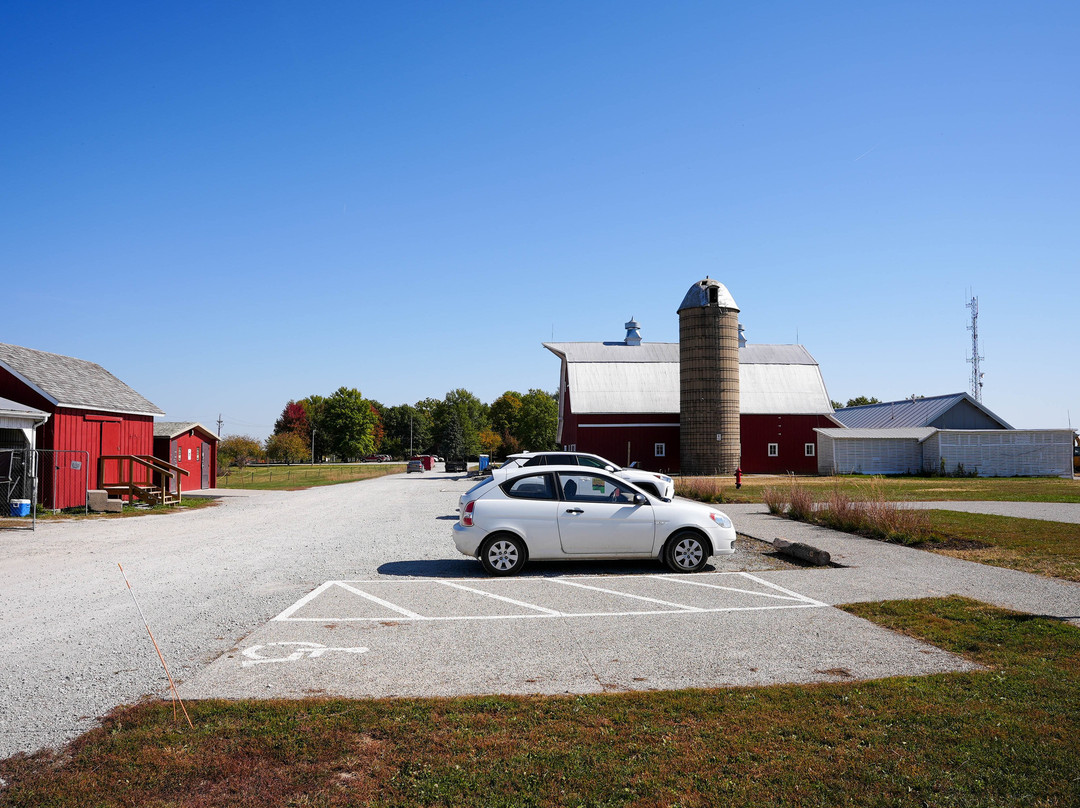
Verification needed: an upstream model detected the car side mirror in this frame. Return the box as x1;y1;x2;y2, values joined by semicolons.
633;493;647;505
605;465;615;472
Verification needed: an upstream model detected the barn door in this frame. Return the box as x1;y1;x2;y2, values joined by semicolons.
201;443;210;489
98;420;122;488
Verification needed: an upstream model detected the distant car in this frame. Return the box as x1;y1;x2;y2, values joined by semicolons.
406;458;425;473
445;458;468;473
453;465;736;576
514;452;676;500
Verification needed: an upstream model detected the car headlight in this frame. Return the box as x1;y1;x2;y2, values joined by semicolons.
709;512;732;529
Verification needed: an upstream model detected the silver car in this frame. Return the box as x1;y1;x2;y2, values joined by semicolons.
453;465;736;576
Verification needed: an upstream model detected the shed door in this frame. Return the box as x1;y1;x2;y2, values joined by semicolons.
201;442;210;489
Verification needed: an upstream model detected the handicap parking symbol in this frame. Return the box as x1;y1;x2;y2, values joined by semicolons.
241;641;368;667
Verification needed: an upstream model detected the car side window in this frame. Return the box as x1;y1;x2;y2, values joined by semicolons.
522;455;547;467
502;473;555;500
558;473;632;503
576;456;608;469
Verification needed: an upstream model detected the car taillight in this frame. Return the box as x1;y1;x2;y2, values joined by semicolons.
463;501;475;527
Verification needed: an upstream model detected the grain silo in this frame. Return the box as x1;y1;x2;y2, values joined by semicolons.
678;278;741;475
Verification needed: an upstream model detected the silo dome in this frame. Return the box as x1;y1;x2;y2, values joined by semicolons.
678;277;741;476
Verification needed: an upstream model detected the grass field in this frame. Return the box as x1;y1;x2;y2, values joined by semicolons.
216;463;405;490
676;474;1080;504
2;597;1076;807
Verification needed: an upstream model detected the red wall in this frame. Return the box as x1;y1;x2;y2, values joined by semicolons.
739;414;835;474
155;431;216;491
39;408;155;509
560;413;680;474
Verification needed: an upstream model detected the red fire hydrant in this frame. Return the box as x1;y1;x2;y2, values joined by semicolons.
735;467;742;489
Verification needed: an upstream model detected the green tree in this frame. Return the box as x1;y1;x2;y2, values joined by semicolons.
434;389;488;459
265;431;309;464
516;389;558;451
322;387;378;460
489;391;522;438
380;404;430;458
299;394;328;461
844;396;882;408
218;435;264;471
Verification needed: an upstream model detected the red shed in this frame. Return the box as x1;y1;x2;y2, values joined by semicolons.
0;343;164;509
153;422;218;491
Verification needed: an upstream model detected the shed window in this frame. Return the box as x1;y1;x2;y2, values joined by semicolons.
805;443;816;457
768;443;779;457
187;448;192;461
655;443;666;457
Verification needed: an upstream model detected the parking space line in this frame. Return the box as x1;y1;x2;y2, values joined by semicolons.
653;574;808;603
739;573;829;607
549;578;704;612
437;580;565;616
272;581;337;621
333;582;425;618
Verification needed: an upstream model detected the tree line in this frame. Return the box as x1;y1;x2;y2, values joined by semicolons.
217;387;559;469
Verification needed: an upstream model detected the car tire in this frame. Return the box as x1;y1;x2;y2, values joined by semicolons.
479;533;527;576
664;530;710;573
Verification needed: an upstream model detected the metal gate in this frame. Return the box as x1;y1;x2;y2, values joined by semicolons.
0;449;89;531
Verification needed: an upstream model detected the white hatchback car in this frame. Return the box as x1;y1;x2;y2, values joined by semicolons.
453;465;736;576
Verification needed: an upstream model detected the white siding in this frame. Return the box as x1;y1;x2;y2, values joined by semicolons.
933;430;1073;478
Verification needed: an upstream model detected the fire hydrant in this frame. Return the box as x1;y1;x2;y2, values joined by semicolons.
735;467;742;489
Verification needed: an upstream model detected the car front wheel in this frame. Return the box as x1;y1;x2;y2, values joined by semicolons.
664;531;710;573
479;534;527;576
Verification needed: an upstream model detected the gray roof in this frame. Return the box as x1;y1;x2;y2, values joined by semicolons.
543;342;834;415
815;427;937;441
154;421;212;439
832;393;1012;430
0;343;164;417
0;396;48;418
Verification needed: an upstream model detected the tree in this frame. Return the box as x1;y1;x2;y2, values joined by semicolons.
489;392;522;438
478;426;502;457
265;431;309;464
844;396;881;408
516;389;558;451
273;401;309;437
433;389;488;459
380;404;430;458
299;394;328;461
322;386;378;460
218;435;264;471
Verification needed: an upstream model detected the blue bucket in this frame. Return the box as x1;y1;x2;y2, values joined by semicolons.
9;499;31;517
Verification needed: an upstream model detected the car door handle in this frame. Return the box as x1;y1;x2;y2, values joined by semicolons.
564;507;584;514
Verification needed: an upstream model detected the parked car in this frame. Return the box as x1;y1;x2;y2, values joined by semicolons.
453;465;736;576
407;458;425;473
513;451;676;500
445;458;468;473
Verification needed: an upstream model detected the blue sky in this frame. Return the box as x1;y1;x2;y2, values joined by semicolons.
3;1;1077;438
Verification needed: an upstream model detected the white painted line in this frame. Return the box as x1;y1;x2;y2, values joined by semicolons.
653;573;806;602
549;578;704;612
738;573;829;607
272;580;337;621
437;580;564;616
333;581;425;619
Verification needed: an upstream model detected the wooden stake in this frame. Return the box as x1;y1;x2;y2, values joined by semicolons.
118;563;193;728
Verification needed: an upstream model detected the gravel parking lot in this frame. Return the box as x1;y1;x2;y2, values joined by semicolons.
3;472;1077;759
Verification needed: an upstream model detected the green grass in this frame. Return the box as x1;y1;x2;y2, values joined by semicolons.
677;474;1080;504
216;463;405;490
2;597;1077;807
920;510;1080;582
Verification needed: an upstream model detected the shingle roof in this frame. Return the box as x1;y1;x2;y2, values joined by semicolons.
154;421;218;441
832;393;1011;430
0;343;164;416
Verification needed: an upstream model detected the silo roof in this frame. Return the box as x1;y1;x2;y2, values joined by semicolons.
677;279;739;312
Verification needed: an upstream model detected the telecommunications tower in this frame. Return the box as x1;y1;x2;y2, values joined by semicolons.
966;295;984;402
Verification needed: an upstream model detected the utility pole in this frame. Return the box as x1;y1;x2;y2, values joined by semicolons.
966;295;985;402
216;413;223;437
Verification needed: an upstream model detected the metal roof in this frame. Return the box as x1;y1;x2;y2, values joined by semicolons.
545;341;834;415
677;278;739;312
832;393;1012;430
0;396;48;418
0;342;164;417
815;427;937;441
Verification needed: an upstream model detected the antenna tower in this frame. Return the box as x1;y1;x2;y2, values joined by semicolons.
966;295;984;402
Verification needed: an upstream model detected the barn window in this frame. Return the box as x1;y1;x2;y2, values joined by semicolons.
187;448;192;461
655;443;666;457
805;443;816;457
768;443;779;457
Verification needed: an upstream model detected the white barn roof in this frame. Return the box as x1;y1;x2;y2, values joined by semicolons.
543;341;834;416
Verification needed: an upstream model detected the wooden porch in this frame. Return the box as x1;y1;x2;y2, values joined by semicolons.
98;455;189;507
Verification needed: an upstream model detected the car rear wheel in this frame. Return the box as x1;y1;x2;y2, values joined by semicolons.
664;531;710;573
479;534;527;576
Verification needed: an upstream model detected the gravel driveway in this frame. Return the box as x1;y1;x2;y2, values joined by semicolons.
2;475;1076;759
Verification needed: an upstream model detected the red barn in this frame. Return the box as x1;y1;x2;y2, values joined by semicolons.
544;324;839;475
153;422;219;492
0;343;164;509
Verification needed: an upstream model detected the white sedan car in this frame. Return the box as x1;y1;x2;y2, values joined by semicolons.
453;465;736;575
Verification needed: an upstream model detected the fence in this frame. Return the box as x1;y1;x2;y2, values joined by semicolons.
1;449;89;531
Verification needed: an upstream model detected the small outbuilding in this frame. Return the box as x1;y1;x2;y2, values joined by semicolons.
153;422;218;492
0;342;165;509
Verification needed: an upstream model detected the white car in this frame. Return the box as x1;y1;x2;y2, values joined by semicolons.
515;451;675;499
453;465;736;576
